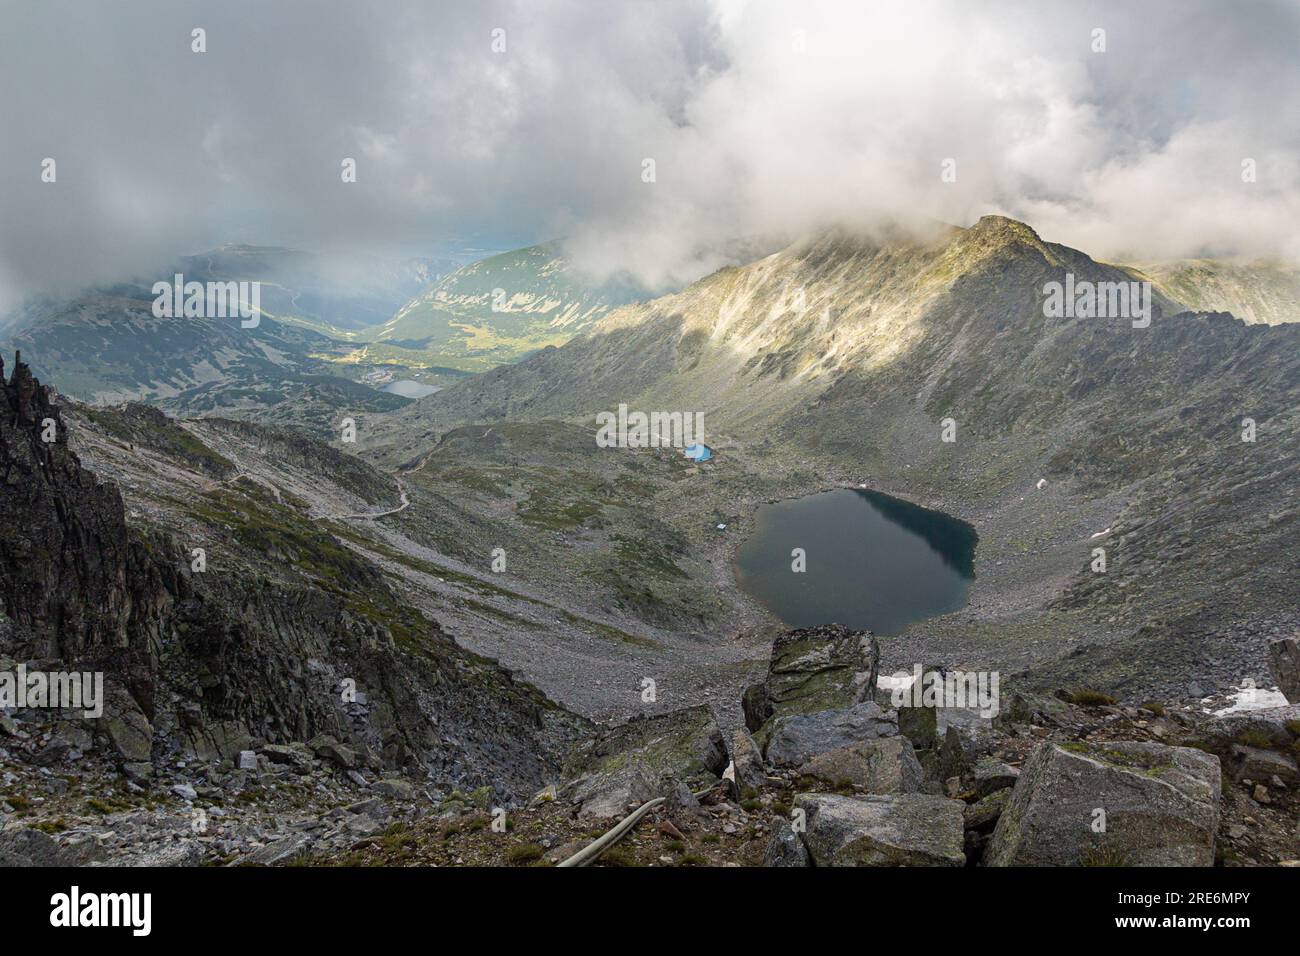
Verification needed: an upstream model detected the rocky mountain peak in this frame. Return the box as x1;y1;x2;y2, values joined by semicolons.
0;352;147;667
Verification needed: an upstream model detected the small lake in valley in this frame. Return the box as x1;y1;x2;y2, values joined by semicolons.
382;380;441;399
734;488;977;635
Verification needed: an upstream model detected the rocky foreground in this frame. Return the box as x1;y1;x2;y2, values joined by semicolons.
2;625;1296;867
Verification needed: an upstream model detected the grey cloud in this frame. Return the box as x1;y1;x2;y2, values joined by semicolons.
1;0;1297;310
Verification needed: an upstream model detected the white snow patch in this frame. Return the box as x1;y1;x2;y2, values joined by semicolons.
1212;683;1289;716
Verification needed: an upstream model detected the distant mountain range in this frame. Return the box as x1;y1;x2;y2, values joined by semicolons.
0;241;648;426
4;229;1296;445
358;242;647;371
1125;259;1300;326
177;243;456;334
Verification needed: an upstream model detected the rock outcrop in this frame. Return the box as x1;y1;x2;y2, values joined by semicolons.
743;624;880;746
558;705;728;818
0;355;589;802
793;793;966;867
1270;637;1299;703
986;741;1221;866
794;737;925;794
765;702;899;769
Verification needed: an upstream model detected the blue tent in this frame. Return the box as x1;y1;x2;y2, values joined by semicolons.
684;443;712;462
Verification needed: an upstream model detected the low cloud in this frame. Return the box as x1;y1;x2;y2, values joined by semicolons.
2;0;1297;311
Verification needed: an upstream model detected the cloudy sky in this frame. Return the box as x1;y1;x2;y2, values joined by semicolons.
2;0;1298;310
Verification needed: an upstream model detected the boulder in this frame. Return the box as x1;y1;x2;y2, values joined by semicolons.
939;721;996;780
1187;703;1300;757
261;743;314;773
1268;638;1299;703
747;625;880;741
986;741;1220;867
103;692;153;763
315;741;359;770
121;761;153;782
765;702;898;769
373;778;416;800
563;759;658;819
121;840;206;867
963;789;1010;830
559;706;727;819
763;819;811;867
795;737;925;794
58;832;108;865
993;689;1068;730
793;793;966;867
971;756;1020;797
731;728;766;797
182;719;252;762
244;833;314;867
1227;744;1298;784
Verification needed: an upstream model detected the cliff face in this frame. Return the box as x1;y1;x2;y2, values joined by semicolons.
0;352;171;676
0;354;588;799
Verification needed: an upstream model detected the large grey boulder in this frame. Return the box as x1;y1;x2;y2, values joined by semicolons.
1227;744;1298;784
766;702;898;768
987;741;1221;867
119;840;206;867
795;737;925;794
559;705;728;819
1187;703;1300;757
261;742;315;773
940;721;996;781
794;793;966;867
994;689;1068;729
103;689;153;764
182;719;252;762
1268;637;1299;703
373;778;416;800
763;819;811;867
746;625;880;741
971;755;1020;797
244;833;314;867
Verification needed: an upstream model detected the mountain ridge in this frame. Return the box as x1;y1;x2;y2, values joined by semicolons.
361;215;1299;706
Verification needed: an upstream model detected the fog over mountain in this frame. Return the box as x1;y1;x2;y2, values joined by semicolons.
2;0;1299;311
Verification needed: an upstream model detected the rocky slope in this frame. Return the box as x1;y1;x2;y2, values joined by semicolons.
4;293;411;439
274;626;1300;868
1128;258;1300;326
0;355;591;865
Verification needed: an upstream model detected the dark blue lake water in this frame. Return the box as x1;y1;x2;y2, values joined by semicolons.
735;488;977;635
